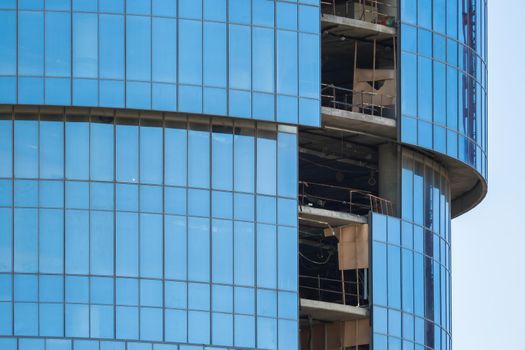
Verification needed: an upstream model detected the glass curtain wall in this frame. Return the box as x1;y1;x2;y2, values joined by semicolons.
0;110;298;350
0;0;321;126
400;0;488;178
371;149;451;350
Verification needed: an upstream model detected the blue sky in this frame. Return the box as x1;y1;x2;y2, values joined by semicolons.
452;1;525;348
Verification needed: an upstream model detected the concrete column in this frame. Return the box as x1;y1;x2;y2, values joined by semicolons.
378;143;399;216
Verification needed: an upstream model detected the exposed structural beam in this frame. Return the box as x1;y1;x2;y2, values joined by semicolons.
299;205;367;226
321;13;396;41
300;298;368;322
322;107;396;140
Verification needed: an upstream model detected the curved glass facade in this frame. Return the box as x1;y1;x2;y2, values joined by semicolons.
400;0;488;179
0;111;299;350
0;0;320;126
372;149;451;350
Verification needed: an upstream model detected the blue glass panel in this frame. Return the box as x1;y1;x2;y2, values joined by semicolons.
277;30;298;95
188;217;210;282
188;311;210;344
15;302;38;335
278;319;298;350
140;214;163;279
229;90;251;118
14;275;37;301
204;0;226;21
212;219;233;284
229;25;251;90
100;14;125;80
212;313;233;346
234;128;255;192
39;209;64;273
0;303;12;335
127;0;150;14
140;307;163;341
229;0;250;24
141;279;163;307
299;5;318;33
14;209;37;272
188;125;210;188
401;53;417;117
116;278;138;306
90;122;114;181
165;281;186;309
153;17;177;83
188;188;210;217
90;211;114;276
257;224;276;288
90;182;113;210
0;11;16;75
152;83;177;111
212;126;233;190
203;87;227;116
0;121;12;177
234;286;254;315
257;195;276;224
234;221;254;286
299;33;320;99
278;132;297;198
90;305;114;338
116;308;139;340
19;77;44;105
253;27;274;93
165;215;187;280
180;0;202;19
212;284;232;313
253;92;275;121
45;78;71;106
179;20;202;85
277;2;297;30
212;191;232;219
14;120;38;178
234;193;254;222
165;309;187;342
204;22;227;87
140;126;163;184
278;226;297;291
19;11;44;76
253;0;274;27
127;16;151;81
234;315;255;348
179;84;203;116
256;132;276;195
66;276;89;303
14;180;37;207
127;81;151;110
257;289;276;317
66;210;89;274
153;0;177;17
116;125;139;183
165;125;187;187
188;282;210;311
278;291;298;320
46;12;71;77
0;77;16;103
66;122;89;179
257;317;277;350
165;187;186;215
73;13;97;78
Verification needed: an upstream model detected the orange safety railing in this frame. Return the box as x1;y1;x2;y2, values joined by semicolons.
321;0;397;27
299;181;394;216
321;83;396;119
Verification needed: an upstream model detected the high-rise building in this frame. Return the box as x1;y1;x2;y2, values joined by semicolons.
0;1;487;350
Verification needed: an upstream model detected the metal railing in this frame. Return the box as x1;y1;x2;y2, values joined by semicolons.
299;181;394;216
321;83;396;119
321;0;397;27
299;273;368;307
